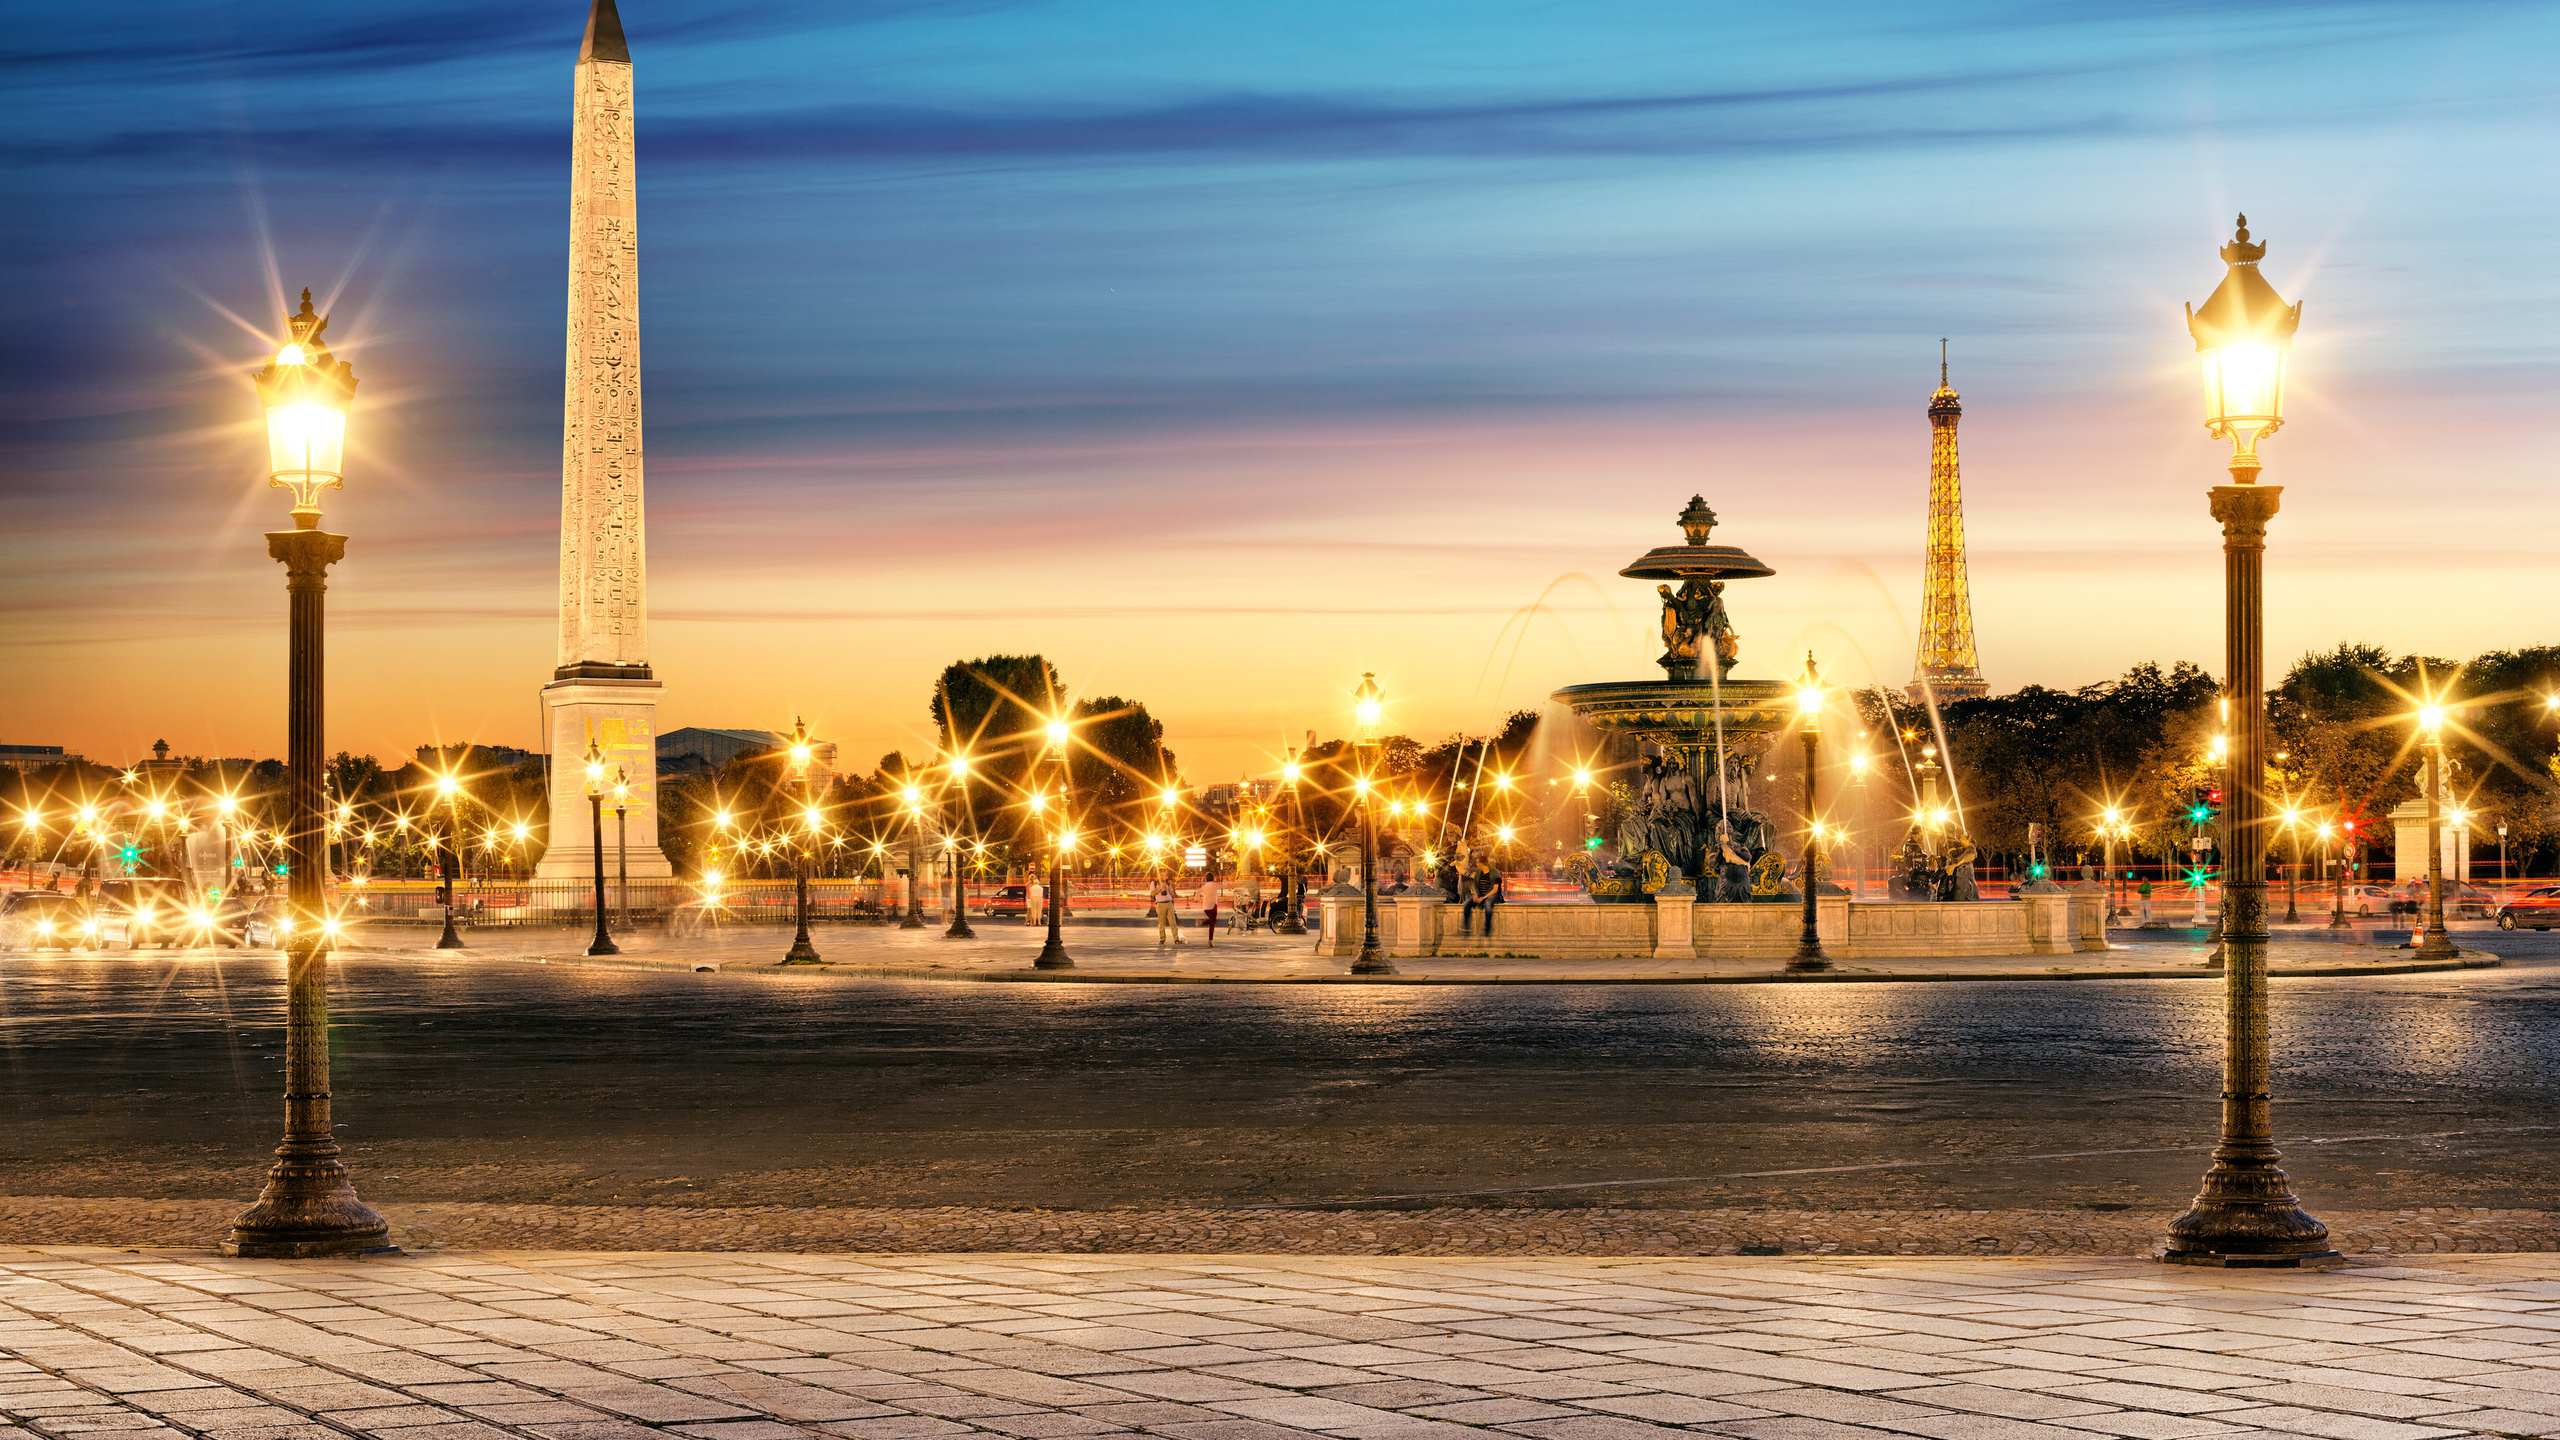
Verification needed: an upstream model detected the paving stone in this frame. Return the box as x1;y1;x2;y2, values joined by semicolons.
1415;1400;1588;1423
1498;1417;1700;1440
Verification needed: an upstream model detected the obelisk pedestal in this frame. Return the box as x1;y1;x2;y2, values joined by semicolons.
537;0;672;881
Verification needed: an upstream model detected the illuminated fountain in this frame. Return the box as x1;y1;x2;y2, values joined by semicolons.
1552;496;1795;900
1317;494;2112;965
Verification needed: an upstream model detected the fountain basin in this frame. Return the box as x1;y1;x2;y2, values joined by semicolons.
1550;677;1796;746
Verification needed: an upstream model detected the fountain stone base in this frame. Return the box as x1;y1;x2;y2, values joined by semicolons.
1319;893;2106;961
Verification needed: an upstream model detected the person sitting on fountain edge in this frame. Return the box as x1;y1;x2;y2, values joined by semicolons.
1461;851;1504;936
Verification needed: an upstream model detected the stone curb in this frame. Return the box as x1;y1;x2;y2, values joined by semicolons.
439;951;2502;985
4;1197;2554;1258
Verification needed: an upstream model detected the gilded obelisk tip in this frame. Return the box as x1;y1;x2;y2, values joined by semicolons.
580;0;630;64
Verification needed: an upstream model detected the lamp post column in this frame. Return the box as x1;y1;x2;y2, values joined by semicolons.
615;789;629;932
435;784;466;950
1349;675;1395;975
1276;761;1307;935
2283;821;2299;923
786;794;818;962
944;764;976;941
1034;742;1073;970
2329;828;2349;929
901;807;926;929
586;785;617;956
1790;663;1828;971
2164;477;2332;1266
2415;731;2455;959
224;525;389;1258
1790;728;1827;969
1353;781;1392;972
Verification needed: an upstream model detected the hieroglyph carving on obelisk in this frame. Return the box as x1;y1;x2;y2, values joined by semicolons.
538;0;672;880
561;0;646;671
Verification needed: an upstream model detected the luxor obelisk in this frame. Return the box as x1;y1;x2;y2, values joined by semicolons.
538;0;671;879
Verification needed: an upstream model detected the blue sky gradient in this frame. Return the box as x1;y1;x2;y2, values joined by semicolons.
3;0;2555;774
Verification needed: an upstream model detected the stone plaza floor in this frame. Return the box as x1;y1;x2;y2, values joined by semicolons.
5;1248;2559;1440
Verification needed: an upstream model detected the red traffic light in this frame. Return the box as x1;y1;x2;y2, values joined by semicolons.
2205;788;2223;805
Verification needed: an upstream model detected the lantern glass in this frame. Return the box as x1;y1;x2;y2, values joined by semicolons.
2200;342;2285;437
1353;673;1384;745
265;400;347;490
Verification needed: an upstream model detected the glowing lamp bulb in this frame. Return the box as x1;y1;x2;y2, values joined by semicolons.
1047;719;1070;748
2419;705;2445;736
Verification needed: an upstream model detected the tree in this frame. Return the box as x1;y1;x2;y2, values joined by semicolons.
1067;695;1177;838
930;654;1064;860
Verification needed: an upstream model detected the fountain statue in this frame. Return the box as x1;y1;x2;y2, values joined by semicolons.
1553;496;1797;903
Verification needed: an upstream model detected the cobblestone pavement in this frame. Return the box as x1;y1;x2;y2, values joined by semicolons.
6;1247;2560;1440
9;953;2557;1218
0;1203;2556;1259
340;921;2517;985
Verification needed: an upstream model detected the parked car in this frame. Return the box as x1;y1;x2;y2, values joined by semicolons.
2496;886;2560;931
0;891;94;951
2335;884;2390;918
985;884;1029;919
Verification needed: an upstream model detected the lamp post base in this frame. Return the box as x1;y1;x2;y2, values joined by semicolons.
1785;947;1829;973
2412;932;2459;960
434;916;466;950
1033;940;1073;969
945;916;976;940
223;1153;394;1258
785;933;821;963
1349;951;1397;975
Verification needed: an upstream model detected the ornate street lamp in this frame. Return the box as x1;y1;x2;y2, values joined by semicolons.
1789;657;1829;971
944;752;976;940
784;718;821;963
434;772;467;950
2412;705;2456;960
2163;216;2334;1268
581;733;619;956
1034;717;1074;969
1350;674;1395;974
223;288;389;1258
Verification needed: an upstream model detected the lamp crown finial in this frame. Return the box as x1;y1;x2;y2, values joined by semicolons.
2220;214;2266;265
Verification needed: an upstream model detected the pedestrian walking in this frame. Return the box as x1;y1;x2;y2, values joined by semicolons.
1153;877;1182;946
1024;877;1044;927
1198;875;1224;946
2137;877;2152;926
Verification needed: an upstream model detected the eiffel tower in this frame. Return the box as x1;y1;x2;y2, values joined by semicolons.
1909;342;1990;704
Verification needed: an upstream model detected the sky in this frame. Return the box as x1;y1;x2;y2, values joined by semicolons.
3;0;2556;783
